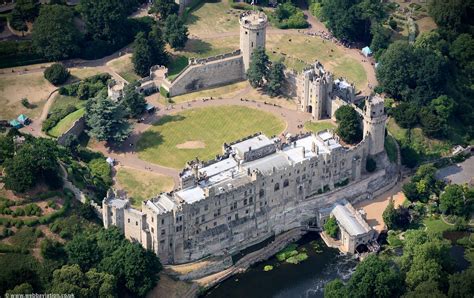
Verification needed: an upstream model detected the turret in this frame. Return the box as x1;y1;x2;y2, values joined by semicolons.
363;95;387;156
240;11;268;72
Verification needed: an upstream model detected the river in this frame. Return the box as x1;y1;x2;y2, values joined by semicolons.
203;233;358;298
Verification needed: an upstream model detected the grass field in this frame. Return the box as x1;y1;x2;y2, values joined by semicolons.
423;217;453;234
48;108;85;137
167;56;190;81
69;67;104;81
137;106;285;168
186;0;239;36
0;72;54;120
115;166;174;208
266;34;367;89
304;120;336;133
106;54;141;83
172;36;239;60
50;94;85;114
161;81;248;105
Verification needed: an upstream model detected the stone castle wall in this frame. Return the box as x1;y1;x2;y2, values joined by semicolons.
162;52;245;97
57;116;85;146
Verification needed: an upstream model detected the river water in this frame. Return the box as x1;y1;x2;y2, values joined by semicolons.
203;233;358;298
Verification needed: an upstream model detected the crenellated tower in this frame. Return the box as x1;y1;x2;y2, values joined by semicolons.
363;95;387;156
239;11;268;72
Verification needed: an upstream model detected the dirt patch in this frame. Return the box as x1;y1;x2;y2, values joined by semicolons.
176;140;206;149
354;180;407;232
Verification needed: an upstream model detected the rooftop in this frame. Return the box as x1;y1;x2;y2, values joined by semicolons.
331;203;371;236
231;134;274;157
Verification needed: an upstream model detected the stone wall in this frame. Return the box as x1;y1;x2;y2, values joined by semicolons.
162;53;245;97
57;116;85;146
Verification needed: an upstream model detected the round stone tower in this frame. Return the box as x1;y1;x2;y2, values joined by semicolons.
239;11;268;72
363;95;387;156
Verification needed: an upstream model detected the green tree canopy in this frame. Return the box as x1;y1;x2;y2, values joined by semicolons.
247;47;270;88
324;216;339;238
85;93;132;144
429;0;474;33
132;31;154;77
163;14;189;49
32;5;81;61
0;135;14;164
150;0;179;20
65;234;102;271
44;63;71;85
267;61;285;97
440;184;472;217
121;82;147;118
335;105;362;144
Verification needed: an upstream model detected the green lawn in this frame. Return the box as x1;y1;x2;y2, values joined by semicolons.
304;121;336;133
106;54;141;83
167;56;189;81
50;94;85;114
137;106;285;168
186;0;239;36
115;167;174;209
423;217;453;234
162;81;248;105
48;108;85;137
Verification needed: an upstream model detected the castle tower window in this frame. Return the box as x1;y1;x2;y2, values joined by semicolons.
161;230;165;235
244;199;248;205
128;218;130;223
151;227;154;233
274;183;280;191
151;217;154;223
249;197;253;204
259;189;265;198
283;179;289;188
161;219;164;225
136;221;138;226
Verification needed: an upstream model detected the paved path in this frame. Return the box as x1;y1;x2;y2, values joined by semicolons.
90;88;314;186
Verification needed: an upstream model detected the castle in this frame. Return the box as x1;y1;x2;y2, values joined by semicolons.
103;95;390;264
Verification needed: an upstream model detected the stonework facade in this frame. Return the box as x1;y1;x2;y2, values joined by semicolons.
103;96;391;264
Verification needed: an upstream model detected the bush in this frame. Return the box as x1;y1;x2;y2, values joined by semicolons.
44;63;70;86
42;104;77;132
58;73;111;99
0;40;46;68
159;86;169;98
324;217;339;238
389;19;397;30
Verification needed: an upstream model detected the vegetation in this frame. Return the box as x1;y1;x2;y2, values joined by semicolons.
247;47;270;88
382;199;410;230
85;93;132;144
324;217;338;238
439;184;473;217
48;108;85;138
304;121;336;133
58;73;111;100
402;164;442;203
3;138;62;193
150;0;179;20
365;157;376;172
32;5;80;61
44;63;70;86
271;2;308;29
132;29;168;77
335;106;362;144
121;82;147;119
42;105;77;133
137;106;285;168
163;14;189;49
267;61;285;97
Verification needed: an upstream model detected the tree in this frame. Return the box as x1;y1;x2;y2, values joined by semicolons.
345;255;404;298
0;135;14;164
383;199;410;230
321;0;365;42
439;184;468;217
376;41;446;104
150;26;169;67
404;280;446;298
267;61;285;97
44;63;70;85
150;0;179;20
335;105;362;144
419;107;446;138
324;217;339;238
12;0;39;22
121;83;147;118
79;0;130;46
32;5;81;61
99;242;162;297
6;283;34;295
448;267;474;298
450;33;474;80
132;32;154;77
65;234;101;271
392;102;418;128
428;0;474;33
50;264;116;297
247;47;270;88
40;238;67;262
163;14;189;49
85;93;132;144
370;24;391;58
324;279;346;298
3;138;61;193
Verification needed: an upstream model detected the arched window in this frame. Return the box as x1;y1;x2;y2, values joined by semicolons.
283;179;289;188
274;183;280;191
259;189;265;198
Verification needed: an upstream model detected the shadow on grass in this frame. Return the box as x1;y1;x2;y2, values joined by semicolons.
184;39;213;55
135;114;187;152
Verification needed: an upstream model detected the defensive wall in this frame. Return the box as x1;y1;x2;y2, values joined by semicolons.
57;115;85;146
161;51;245;97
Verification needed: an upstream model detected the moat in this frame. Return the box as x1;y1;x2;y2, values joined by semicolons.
203;233;358;298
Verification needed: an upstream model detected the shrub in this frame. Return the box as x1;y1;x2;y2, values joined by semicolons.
389;19;397;30
44;63;70;86
159;86;169;98
324;217;339;238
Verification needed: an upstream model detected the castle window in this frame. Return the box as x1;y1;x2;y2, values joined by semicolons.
128;218;130;223
151;227;154;233
201;215;205;223
195;217;199;224
161;219;164;225
274;183;280;191
151;217;154;223
161;229;165;235
299;186;303;194
244;199;248;205
251;42;254;47
246;209;249;214
283;179;289;188
235;214;239;220
136;221;138;226
228;216;231;221
259;189;265;198
257;32;259;36
246;31;248;34
204;204;208;211
249;197;253;204
302;174;306;180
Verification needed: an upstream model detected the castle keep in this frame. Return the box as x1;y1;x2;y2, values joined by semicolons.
103;96;389;264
